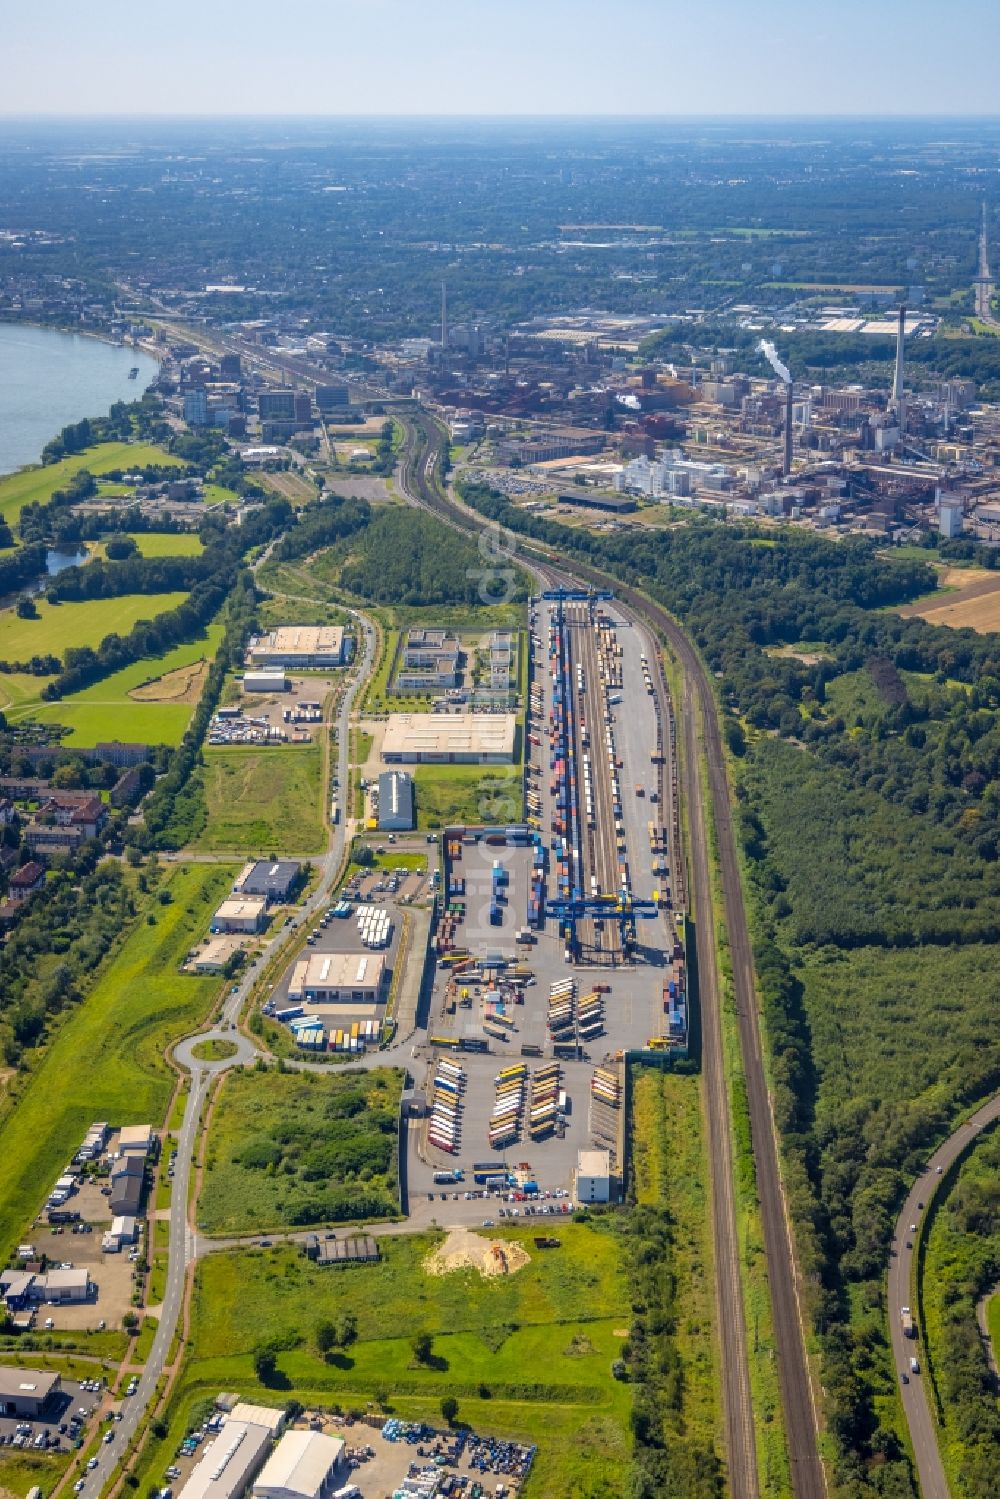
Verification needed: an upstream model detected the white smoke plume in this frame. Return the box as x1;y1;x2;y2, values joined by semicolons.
758;339;791;384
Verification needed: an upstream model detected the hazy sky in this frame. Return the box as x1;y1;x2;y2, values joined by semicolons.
5;0;1000;117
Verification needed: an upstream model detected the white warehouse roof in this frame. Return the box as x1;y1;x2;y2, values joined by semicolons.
253;1430;344;1499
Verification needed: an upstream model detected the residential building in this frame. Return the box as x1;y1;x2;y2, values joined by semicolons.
110;769;143;808
184;388;210;427
8;863;45;901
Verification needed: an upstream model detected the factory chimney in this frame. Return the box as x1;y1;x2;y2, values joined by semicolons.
441;281;448;351
893;304;906;436
783;380;794;477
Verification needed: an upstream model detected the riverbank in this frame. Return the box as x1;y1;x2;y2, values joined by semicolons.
0;321;160;476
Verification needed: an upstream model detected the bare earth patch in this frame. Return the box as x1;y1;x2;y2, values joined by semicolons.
424;1226;530;1279
898;569;1000;633
130;659;210;703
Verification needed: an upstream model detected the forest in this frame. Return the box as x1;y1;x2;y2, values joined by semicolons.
458;480;1000;1497
338;506;528;607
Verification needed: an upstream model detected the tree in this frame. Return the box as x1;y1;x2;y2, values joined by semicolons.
16;597;38;620
336;1312;357;1348
106;536;139;561
315;1320;336;1356
253;1347;277;1384
411;1332;433;1365
441;1395;458;1426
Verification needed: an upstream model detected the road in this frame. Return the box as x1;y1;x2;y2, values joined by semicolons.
76;610;378;1499
887;1091;1000;1499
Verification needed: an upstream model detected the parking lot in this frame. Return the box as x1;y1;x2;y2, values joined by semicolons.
0;1378;100;1456
320;1416;533;1499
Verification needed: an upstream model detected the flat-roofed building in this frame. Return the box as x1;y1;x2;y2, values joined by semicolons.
243;670;288;694
253;1430;344;1499
575;1148;611;1205
248;627;346;669
118;1125;153;1157
288;952;386;1006
377;771;414;832
191;936;246;973
228;1404;286;1436
0;1367;60;1417
42;1267;91;1302
234;860;302;904
178;1419;274;1499
382;712;516;764
212;898;268;935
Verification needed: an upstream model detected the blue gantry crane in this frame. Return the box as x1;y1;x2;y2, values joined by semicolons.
546;891;659;960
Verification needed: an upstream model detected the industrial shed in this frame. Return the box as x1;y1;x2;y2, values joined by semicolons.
0;1367;60;1418
252;1431;344;1499
212;898;268;935
177;1418;274;1499
382;712;516;763
287;953;386;1006
377;771;414;831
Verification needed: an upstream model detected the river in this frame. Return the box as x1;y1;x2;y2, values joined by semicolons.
0;323;160;477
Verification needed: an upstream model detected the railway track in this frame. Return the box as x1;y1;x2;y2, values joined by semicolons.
397;411;831;1498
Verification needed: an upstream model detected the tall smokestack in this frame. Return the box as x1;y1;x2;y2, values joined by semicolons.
893;304;906;436
441;281;448;351
783;380;793;477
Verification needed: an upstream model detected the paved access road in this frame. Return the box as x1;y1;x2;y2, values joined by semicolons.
887;1091;1000;1499
77;610;378;1499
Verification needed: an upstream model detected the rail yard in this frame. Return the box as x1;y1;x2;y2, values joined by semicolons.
412;586;688;1202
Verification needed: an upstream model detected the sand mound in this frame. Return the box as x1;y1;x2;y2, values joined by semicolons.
425;1226;530;1279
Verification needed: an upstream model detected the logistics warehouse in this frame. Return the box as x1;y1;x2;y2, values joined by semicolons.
288;952;386;1005
382;712;516;763
247;626;349;669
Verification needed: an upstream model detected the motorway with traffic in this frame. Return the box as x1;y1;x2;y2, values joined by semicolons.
887;1090;1000;1499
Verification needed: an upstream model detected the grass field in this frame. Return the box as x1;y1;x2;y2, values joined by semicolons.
413;764;523;829
119;533;205;558
190;744;326;854
199;1067;402;1233
630;1066;721;1468
0;863;233;1259
0;442;184;524
3;624;223;746
133;1223;631;1499
0;591;188;665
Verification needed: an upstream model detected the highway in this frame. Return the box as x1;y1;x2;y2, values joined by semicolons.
395;412;769;1497
887;1091;1000;1499
76;609;377;1499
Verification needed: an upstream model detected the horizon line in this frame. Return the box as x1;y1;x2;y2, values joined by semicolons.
3;110;1000;123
